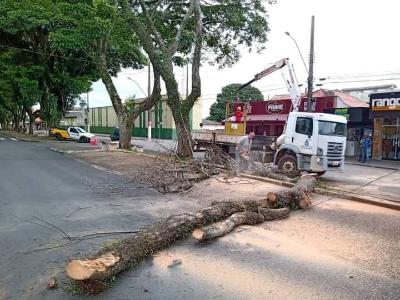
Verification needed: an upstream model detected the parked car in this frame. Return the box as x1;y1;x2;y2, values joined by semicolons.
50;127;95;143
110;127;120;141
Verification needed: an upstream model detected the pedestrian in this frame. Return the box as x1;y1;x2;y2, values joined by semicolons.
360;133;372;163
236;132;255;171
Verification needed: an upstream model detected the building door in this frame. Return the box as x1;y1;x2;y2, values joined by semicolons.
382;118;400;160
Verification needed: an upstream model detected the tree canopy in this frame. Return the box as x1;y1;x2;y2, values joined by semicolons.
119;0;272;156
208;84;264;122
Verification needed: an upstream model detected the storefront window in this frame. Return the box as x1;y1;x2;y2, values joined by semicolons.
381;118;400;160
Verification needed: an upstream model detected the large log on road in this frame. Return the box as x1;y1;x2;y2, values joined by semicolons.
267;175;316;209
66;200;270;293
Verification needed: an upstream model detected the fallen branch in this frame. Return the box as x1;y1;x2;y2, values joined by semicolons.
65;199;270;293
267;175;316;209
192;207;289;242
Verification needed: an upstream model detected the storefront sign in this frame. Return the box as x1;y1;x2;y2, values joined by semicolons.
371;97;400;111
266;101;285;113
370;92;400;118
334;108;350;120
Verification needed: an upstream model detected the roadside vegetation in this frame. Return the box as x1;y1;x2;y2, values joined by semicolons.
0;0;272;156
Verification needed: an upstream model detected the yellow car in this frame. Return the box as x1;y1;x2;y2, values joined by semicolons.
49;128;69;140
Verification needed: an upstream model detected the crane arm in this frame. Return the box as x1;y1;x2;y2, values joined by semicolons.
237;58;288;94
236;58;302;111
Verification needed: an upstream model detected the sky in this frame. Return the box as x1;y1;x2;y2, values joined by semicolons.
88;0;400;118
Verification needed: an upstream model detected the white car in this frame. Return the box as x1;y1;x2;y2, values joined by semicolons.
67;127;95;143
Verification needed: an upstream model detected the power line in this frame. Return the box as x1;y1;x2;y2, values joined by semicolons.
319;77;400;84
0;44;89;63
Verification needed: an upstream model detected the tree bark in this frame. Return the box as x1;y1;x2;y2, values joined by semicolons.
171;107;193;157
267;175;316;209
192;208;289;242
24;105;34;135
118;113;132;149
65;199;276;293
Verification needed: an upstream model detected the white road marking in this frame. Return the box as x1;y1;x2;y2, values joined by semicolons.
9;138;17;141
0;137;5;140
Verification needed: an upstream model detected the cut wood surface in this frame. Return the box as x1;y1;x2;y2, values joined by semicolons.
65;199;271;294
192;207;289;242
267;175;316;209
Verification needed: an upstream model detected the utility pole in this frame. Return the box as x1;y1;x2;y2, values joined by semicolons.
86;91;90;133
306;15;315;112
147;64;152;141
186;64;189;99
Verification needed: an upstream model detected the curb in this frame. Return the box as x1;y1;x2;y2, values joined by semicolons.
345;162;399;171
0;134;41;142
240;173;400;211
49;147;105;154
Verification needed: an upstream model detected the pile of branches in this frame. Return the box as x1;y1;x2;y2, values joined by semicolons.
133;151;220;193
203;144;236;169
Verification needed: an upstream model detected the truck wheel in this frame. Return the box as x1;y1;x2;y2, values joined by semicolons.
79;136;86;143
278;154;299;178
55;133;62;141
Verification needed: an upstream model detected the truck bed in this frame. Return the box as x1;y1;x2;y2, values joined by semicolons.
192;131;276;151
192;131;244;145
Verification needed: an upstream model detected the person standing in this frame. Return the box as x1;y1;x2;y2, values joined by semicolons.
236;132;255;171
361;133;372;163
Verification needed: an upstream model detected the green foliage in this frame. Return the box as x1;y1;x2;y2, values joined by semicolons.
0;0;102;126
208;84;264;122
141;0;270;67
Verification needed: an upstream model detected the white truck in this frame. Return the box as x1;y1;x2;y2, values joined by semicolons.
274;112;347;177
193;58;347;177
50;126;96;143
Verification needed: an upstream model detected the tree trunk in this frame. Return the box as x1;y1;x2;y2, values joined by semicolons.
118;114;132;150
65;199;276;294
267;175;316;209
174;113;193;157
192;208;289;242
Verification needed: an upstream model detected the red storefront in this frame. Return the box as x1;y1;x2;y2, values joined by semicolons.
233;90;336;136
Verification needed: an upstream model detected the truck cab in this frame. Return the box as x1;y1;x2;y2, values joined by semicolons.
275;112;347;176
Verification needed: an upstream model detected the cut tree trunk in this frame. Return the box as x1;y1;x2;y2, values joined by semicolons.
267;175;316;209
192;207;289;242
65;199;279;294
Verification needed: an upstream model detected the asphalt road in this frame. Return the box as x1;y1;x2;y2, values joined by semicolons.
0;137;399;300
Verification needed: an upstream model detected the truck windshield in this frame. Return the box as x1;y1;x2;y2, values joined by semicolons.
318;121;347;137
77;128;86;133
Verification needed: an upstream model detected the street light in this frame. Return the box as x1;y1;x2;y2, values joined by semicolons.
127;76;152;141
285;31;308;73
127;77;147;97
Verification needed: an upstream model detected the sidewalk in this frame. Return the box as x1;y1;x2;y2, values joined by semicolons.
322;163;400;203
96;133;178;153
345;157;400;170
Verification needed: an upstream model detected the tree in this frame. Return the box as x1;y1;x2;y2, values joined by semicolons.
0;0;98;127
0;50;41;133
119;0;271;157
49;0;161;149
208;84;264;122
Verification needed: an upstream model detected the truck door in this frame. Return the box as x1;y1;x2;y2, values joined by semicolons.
293;116;313;155
68;127;79;139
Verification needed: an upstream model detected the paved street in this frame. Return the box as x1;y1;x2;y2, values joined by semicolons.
0;139;399;299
